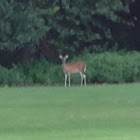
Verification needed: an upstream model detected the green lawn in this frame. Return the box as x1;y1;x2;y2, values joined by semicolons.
0;83;140;140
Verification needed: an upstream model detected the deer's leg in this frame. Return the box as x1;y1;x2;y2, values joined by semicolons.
68;74;71;87
80;72;84;86
65;74;67;87
83;74;86;86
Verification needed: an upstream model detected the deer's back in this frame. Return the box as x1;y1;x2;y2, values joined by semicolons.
63;61;86;73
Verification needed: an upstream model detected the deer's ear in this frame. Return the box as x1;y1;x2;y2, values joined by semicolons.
59;54;63;59
65;54;69;59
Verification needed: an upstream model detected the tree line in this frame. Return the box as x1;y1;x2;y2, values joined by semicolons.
0;0;140;85
0;0;139;66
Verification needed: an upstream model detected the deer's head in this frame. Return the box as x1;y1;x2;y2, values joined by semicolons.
59;54;69;64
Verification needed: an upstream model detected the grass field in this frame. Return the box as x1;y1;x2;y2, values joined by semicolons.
0;83;140;140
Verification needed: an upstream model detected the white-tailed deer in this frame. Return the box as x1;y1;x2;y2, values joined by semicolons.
59;54;86;87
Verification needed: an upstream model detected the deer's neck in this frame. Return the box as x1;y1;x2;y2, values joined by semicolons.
62;62;67;73
62;62;66;68
62;59;67;65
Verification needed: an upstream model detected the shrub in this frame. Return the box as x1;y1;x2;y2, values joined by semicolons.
1;51;140;86
19;59;64;85
0;65;24;86
72;51;140;84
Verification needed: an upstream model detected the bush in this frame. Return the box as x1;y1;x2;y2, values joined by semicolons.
1;51;140;86
0;65;24;86
72;51;140;84
73;51;140;83
19;59;64;85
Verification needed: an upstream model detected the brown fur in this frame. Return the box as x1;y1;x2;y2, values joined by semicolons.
63;61;86;74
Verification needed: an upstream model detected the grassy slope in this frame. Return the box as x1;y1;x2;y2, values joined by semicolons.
0;84;140;140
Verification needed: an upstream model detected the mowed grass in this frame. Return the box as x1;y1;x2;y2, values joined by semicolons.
0;84;140;140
